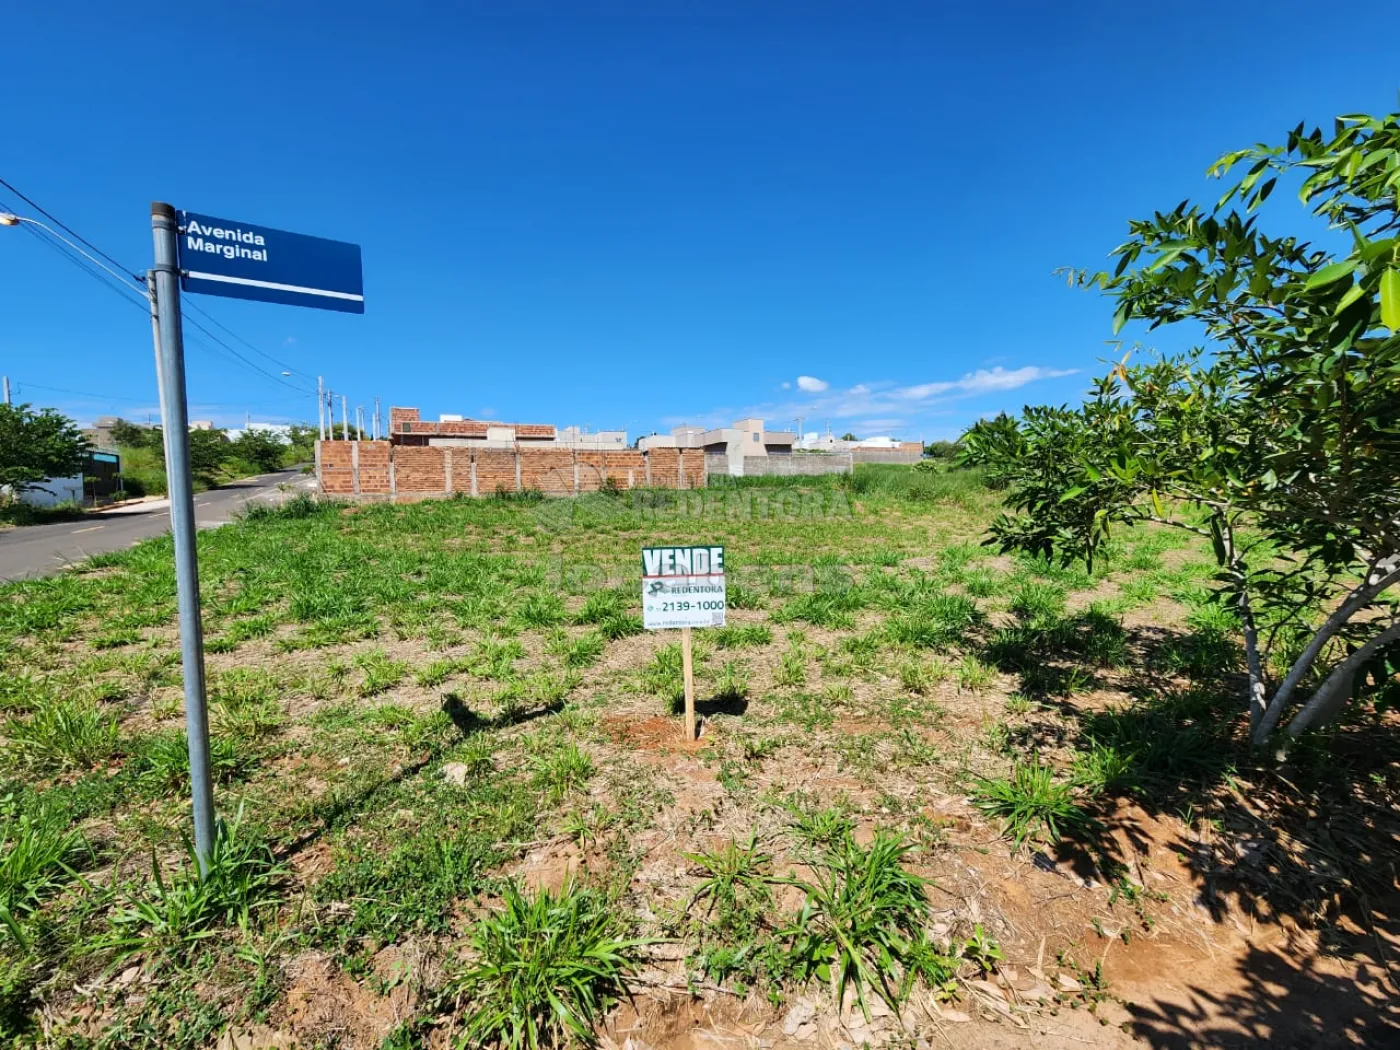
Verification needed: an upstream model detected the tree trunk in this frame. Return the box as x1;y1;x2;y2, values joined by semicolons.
1285;619;1400;738
1252;557;1400;745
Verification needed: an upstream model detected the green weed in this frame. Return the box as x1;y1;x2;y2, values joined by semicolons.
713;624;772;649
105;812;285;958
3;699;121;773
781;830;930;1017
451;882;644;1050
972;761;1087;848
0;798;89;948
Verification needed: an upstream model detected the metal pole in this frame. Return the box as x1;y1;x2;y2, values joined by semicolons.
2;376;9;405
317;376;326;441
341;395;349;440
150;202;216;872
373;396;380;442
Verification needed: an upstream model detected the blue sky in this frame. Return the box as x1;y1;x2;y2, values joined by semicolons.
2;2;1397;442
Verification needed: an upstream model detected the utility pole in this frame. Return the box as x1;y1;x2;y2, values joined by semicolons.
341;394;349;440
373;396;380;441
149;203;216;872
356;405;364;438
317;376;326;441
2;376;9;405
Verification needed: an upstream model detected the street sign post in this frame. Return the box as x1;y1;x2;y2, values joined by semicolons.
642;545;726;739
178;211;364;314
149;202;363;872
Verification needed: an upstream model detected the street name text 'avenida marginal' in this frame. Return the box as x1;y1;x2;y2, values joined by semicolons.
184;219;268;262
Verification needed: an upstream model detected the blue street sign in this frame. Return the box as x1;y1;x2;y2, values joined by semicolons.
177;211;364;314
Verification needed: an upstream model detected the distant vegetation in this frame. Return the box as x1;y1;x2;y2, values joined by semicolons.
108;419;317;498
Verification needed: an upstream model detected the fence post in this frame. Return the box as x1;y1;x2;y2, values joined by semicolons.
444;448;454;494
470;450;478;497
352;441;361;496
515;446;523;491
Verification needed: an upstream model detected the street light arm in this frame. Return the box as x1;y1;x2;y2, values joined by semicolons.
0;212;147;293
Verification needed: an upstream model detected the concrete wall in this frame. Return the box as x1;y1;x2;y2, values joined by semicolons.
704;453;852;478
740;453;853;477
850;450;924;465
317;441;704;501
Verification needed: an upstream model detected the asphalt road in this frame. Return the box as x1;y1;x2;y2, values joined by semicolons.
0;468;316;582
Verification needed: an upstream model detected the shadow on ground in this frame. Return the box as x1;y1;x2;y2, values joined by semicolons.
987;612;1400;1047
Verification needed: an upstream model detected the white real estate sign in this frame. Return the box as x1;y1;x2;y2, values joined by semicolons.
641;545;727;630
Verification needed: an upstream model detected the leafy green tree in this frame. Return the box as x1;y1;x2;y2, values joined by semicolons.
0;403;88;498
108;418;157;449
839;432;857;442
231;429;288;473
186;429;231;485
964;110;1400;745
285;424;318;464
923;440;958;460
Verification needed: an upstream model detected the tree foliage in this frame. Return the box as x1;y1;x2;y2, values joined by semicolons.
108;418;158;450
230;429;288;473
0;404;88;497
187;430;231;485
963;110;1400;745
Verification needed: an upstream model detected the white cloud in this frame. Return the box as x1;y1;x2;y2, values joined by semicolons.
656;363;1076;441
893;366;1077;401
781;381;791;390
283;336;297;346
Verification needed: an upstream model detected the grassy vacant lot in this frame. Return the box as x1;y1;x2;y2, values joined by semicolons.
1;467;1395;1049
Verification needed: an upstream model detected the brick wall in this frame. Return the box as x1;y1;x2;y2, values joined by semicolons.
317;442;709;501
394;446;446;494
476;449;518;495
320;441;356;495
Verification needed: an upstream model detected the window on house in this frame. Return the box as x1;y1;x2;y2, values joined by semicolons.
753;432;760;442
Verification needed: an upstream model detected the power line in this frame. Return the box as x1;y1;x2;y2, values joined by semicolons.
0;196;150;312
0;196;316;396
0;176;319;391
11;378;316;411
0;176;141;282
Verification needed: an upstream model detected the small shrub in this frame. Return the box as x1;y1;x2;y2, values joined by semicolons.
3;700;121;773
886;594;982;648
451;883;645;1050
355;650;409;697
683;837;773;931
528;743;594;803
0;799;89;947
781;830;930;1018
713;624;772;649
774;646;808;688
1008;581;1067;628
105;812;285;958
972;761;1087;848
712;661;749;702
135;731;248;793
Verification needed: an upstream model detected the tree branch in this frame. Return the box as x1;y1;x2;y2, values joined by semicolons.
1284;618;1400;738
1253;556;1400;744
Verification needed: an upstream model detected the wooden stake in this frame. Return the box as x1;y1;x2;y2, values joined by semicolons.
681;625;696;740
